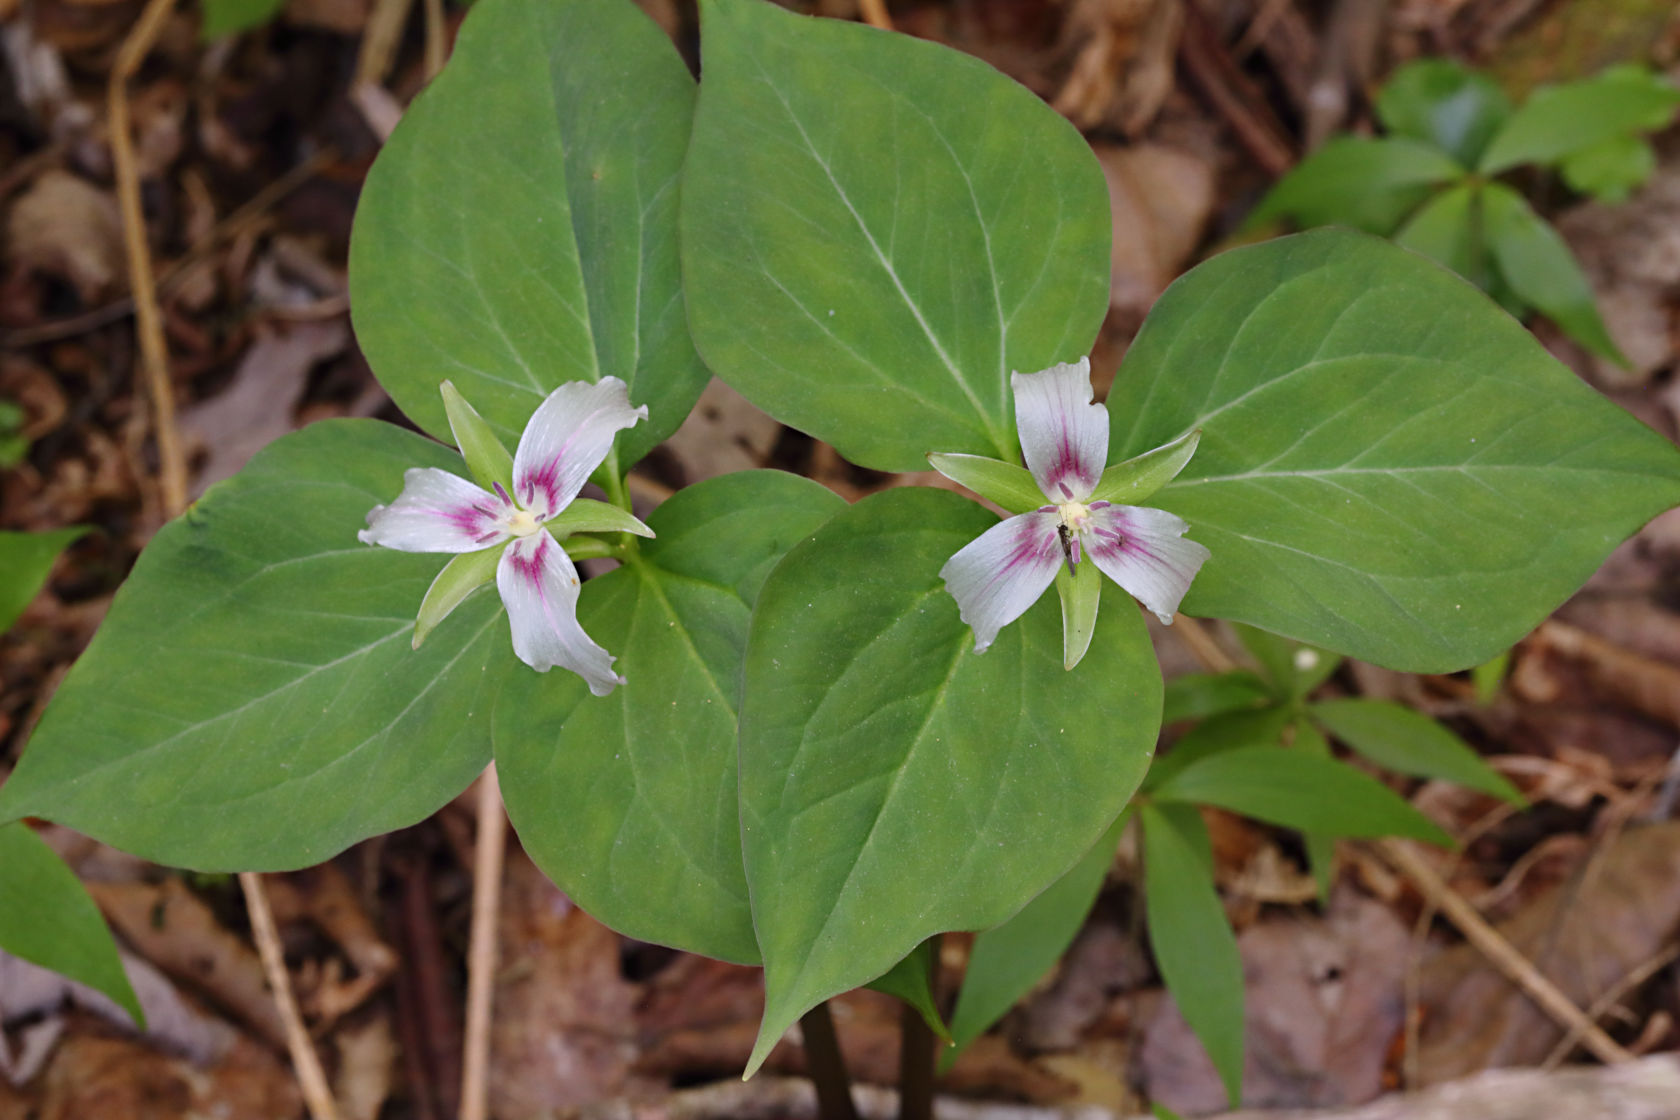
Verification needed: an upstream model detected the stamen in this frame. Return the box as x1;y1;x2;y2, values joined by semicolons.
1059;481;1073;499
493;481;512;505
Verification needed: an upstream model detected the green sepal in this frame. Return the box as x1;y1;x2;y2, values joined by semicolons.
1092;428;1200;505
928;453;1045;514
413;546;503;650
1055;560;1101;670
545;498;654;539
440;381;514;495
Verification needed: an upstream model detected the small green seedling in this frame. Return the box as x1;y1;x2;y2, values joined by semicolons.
1250;60;1680;361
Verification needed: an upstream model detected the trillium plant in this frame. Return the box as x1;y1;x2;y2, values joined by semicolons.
6;0;1680;1107
934;358;1209;666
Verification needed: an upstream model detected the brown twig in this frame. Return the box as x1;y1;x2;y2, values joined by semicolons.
241;872;343;1120
1541;941;1680;1069
422;0;447;80
1175;616;1238;673
110;0;188;516
113;5;339;1114
858;0;893;31
1374;837;1636;1068
461;764;508;1120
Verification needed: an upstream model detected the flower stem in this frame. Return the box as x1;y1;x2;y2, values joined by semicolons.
601;449;631;512
800;1002;860;1120
898;934;941;1120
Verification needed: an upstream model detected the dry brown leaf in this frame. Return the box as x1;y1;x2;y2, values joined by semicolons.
1094;143;1215;326
1140;893;1410;1115
5;170;124;303
0;948;237;1081
661;378;783;484
489;850;647;1117
1417;821;1680;1083
333;1013;395;1120
179;318;348;493
25;1034;298;1120
88;877;288;1051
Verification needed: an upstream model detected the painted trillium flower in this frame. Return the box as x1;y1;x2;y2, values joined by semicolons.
359;377;651;696
932;358;1210;668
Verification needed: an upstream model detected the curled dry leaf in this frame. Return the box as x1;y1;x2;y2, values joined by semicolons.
1093;143;1215;326
5;170;124;303
87;878;288;1051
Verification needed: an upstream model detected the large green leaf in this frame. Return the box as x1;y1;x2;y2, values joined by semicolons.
0;421;510;869
0;527;86;633
349;0;706;469
737;487;1159;1073
1374;60;1511;168
1310;697;1523;803
1482;182;1621;362
495;472;843;964
943;810;1127;1066
681;0;1109;471
1151;747;1452;845
1108;229;1680;672
1479;65;1680;174
0;822;142;1026
1142;704;1293;793
1246;137;1462;236
1141;802;1243;1105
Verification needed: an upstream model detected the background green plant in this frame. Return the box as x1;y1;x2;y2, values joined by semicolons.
944;626;1522;1104
1249;59;1680;360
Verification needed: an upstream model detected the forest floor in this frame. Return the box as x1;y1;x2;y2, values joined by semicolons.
3;1;1680;1118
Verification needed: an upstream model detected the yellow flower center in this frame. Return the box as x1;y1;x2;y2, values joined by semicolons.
1057;501;1090;530
505;508;543;537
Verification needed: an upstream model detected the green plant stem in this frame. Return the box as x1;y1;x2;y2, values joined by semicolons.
600;450;631;512
898;935;941;1120
800;1002;860;1120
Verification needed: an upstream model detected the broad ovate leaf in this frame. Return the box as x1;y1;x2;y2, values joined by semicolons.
681;0;1109;470
494;472;844;964
1107;229;1680;672
350;0;706;469
0;822;142;1027
0;421;511;869
738;487;1159;1073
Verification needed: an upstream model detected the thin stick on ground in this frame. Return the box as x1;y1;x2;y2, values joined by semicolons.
461;764;508;1120
858;0;893;31
110;0;188;517
240;872;342;1120
1175;616;1238;673
115;7;338;1116
1374;837;1636;1067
